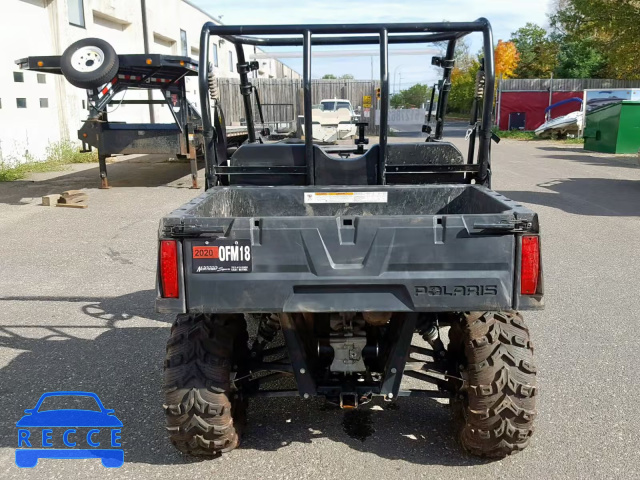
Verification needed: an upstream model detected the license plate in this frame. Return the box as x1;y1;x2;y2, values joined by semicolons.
191;239;252;273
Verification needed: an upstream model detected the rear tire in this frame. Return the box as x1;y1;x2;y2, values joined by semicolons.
163;313;249;456
448;311;537;458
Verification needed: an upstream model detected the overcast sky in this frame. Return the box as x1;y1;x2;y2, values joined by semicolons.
192;0;554;90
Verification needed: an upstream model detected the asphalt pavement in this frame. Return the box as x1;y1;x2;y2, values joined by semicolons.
1;128;639;479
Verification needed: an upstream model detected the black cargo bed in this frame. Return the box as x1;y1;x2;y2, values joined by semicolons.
163;184;535;220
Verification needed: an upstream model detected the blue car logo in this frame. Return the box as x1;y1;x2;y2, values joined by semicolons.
15;391;123;468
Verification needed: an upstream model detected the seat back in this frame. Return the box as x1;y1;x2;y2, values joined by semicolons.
227;141;465;186
385;142;466;184
313;145;378;185
229;143;306;185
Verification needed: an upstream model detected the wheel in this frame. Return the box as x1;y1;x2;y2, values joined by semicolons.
163;313;249;456
448;311;537;458
60;38;119;89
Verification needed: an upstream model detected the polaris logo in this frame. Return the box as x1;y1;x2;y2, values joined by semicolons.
414;285;498;296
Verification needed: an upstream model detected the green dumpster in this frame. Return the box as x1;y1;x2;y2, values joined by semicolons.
584;101;640;154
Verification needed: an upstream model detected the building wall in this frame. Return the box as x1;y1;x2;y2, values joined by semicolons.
499;91;583;131
0;0;299;165
0;0;61;164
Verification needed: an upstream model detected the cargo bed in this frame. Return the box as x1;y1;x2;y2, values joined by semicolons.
157;184;542;314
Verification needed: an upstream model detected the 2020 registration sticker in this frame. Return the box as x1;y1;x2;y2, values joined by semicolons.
191;239;252;273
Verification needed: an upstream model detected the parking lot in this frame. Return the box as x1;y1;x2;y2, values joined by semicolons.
1;129;639;479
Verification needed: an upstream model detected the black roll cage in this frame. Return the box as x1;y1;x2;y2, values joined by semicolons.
198;20;495;187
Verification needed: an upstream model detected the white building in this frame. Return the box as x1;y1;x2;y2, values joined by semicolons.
0;0;299;165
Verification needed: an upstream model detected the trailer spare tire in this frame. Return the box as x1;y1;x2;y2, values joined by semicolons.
60;38;119;89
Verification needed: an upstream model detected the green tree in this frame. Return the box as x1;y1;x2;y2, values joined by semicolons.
448;59;480;114
555;39;606;78
390;83;431;109
321;74;337;79
550;0;640;79
340;74;355;79
390;93;404;109
509;23;558;78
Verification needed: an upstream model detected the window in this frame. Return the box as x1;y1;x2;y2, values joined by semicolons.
321;101;336;111
39;98;49;108
16;98;27;108
37;74;46;84
68;0;85;27
229;51;234;72
212;43;218;67
180;29;188;56
13;72;24;82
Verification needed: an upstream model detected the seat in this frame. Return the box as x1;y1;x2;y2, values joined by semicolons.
385;142;466;184
228;143;307;185
227;141;465;186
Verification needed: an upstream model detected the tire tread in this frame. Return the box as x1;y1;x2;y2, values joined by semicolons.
163;313;247;456
449;311;537;458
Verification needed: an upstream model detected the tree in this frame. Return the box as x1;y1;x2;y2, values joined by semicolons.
390;83;431;109
555;39;606;78
321;73;355;79
448;59;481;114
509;23;558;78
454;39;475;71
494;40;519;79
390;93;404;109
550;0;640;80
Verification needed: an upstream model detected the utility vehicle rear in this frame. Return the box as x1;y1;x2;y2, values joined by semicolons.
157;19;543;459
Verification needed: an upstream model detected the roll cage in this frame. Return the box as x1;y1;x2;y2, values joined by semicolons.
198;20;495;188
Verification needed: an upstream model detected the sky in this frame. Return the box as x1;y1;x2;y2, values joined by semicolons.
192;0;554;91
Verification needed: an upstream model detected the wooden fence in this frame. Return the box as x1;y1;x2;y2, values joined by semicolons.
214;78;381;133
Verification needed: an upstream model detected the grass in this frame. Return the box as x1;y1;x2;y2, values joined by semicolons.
492;127;585;144
0;141;98;182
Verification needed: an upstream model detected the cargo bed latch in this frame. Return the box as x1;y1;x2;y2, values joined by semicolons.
471;220;533;233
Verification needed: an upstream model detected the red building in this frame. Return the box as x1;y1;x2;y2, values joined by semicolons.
496;78;640;131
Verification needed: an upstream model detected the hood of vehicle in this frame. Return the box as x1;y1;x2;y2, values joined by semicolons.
16;410;123;427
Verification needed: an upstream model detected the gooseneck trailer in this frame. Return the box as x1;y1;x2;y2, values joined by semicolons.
17;43;248;188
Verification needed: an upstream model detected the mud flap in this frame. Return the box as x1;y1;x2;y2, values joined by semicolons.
380;313;418;400
279;313;317;398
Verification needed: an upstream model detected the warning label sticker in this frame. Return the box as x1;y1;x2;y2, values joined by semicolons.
303;192;388;204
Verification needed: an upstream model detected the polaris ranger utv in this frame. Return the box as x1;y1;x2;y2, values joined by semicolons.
157;19;543;459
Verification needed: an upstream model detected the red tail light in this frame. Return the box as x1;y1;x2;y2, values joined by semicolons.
521;235;540;295
160;240;179;298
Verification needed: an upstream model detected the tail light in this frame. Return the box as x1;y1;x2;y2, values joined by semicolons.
160;240;179;298
520;235;540;295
